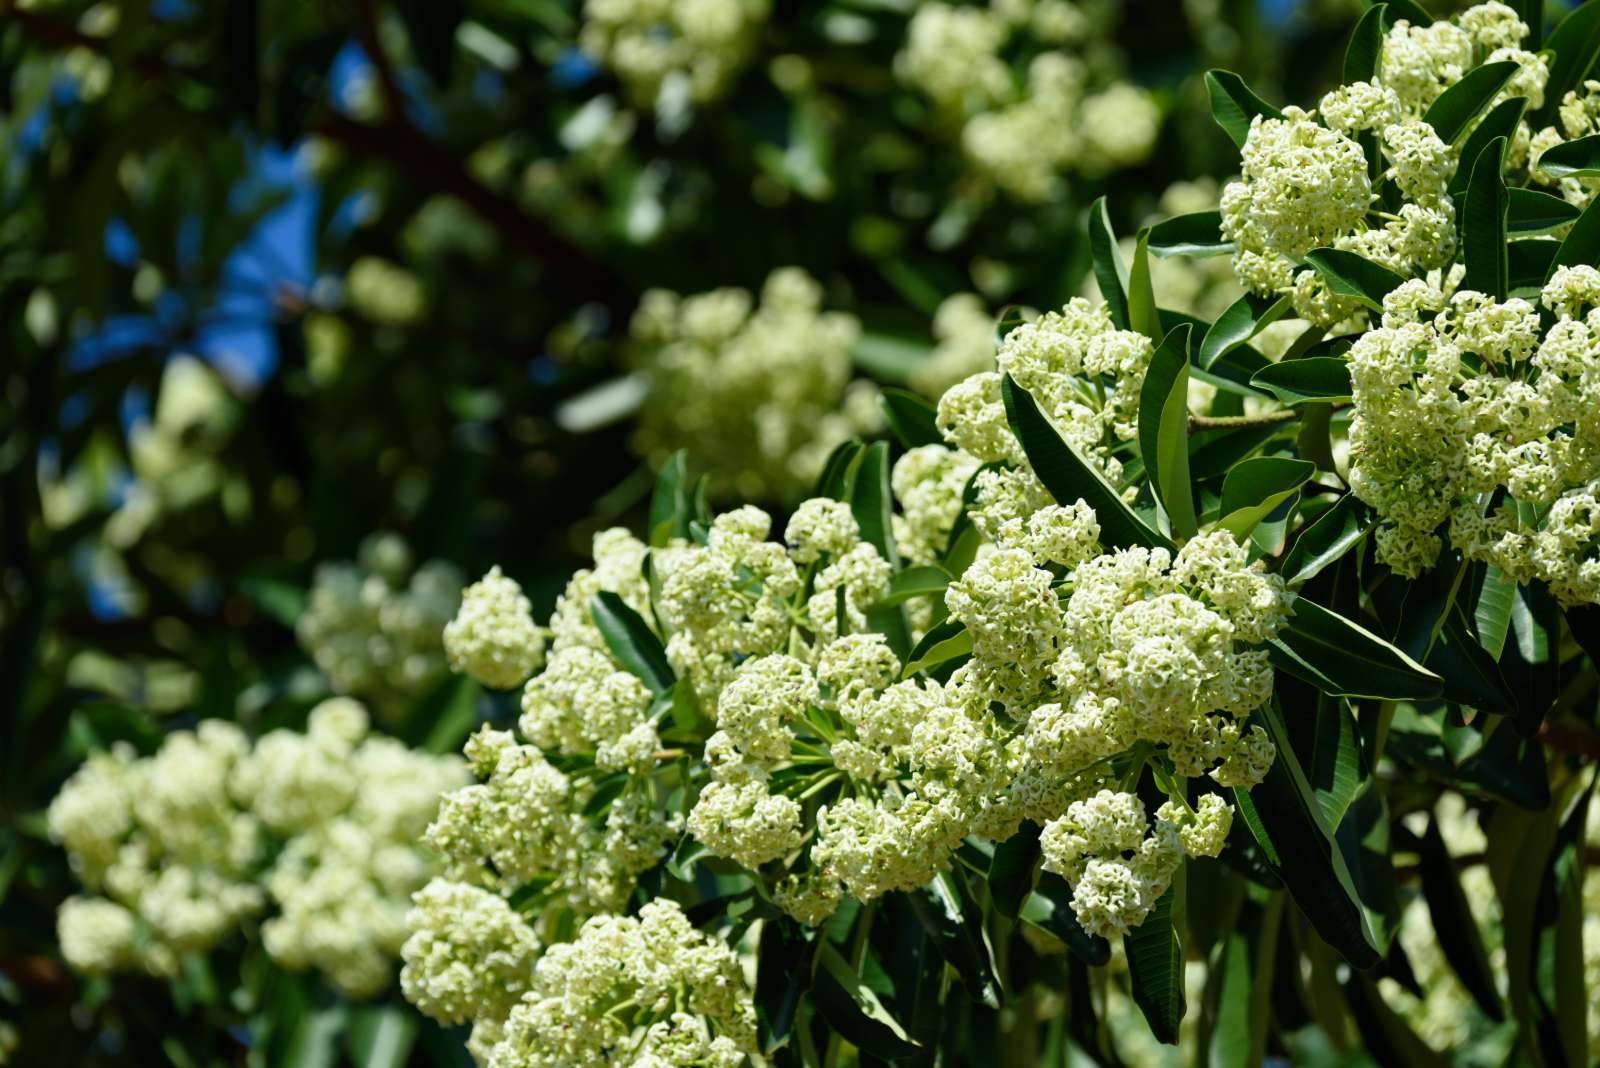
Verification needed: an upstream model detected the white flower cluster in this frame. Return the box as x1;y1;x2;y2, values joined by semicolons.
896;0;1160;201
49;699;467;996
580;0;770;109
482;901;756;1068
444;566;545;689
1221;3;1547;325
296;533;463;719
1347;271;1600;603
631;267;878;500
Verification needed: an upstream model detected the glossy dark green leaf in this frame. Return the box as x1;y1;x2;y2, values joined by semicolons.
1217;457;1315;541
812;942;921;1059
901;619;973;678
590;591;674;694
1535;133;1600;183
1000;374;1169;550
1474;564;1516;660
1125;876;1185;1045
1417;815;1504;1021
878;565;952;608
1308;693;1366;829
1250;357;1352;406
1206;891;1284;1068
346;1005;417;1068
1234;698;1383;969
1089;197;1131;331
1206;70;1284;147
1345;4;1387;83
1127;230;1162;340
908;871;1001;1006
1464;137;1510;300
1507;186;1582;234
816;440;863;501
1145;212;1230;258
851;441;898;566
988;823;1041;920
1302;247;1406;310
649;450;691;547
1423;61;1519;144
1551;189;1600;273
1189;422;1289;480
756;919;812;1051
1281;494;1372;586
1510;238;1560;291
1536;0;1600;125
879;388;943;450
1270;596;1444;700
1138;324;1197;538
1200;293;1291;370
1451;96;1528;196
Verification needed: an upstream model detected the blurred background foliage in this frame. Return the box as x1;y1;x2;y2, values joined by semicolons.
1;0;1574;1065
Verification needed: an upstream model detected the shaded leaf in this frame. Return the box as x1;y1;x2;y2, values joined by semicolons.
590;591;674;694
879;388;942;450
1280;494;1372;586
1200;293;1291;370
1146;212;1230;258
1250;357;1352;406
1423;61;1520;144
1270;596;1444;701
1463;137;1510;300
1138;324;1198;538
1206;71;1283;147
1302;247;1406;309
1125;876;1185;1045
1216;457;1315;541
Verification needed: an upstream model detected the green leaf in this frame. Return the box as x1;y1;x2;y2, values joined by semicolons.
1417;815;1504;1021
1089;197;1131;331
1021;872;1112;966
1189;422;1290;479
346;1005;418;1068
850;441;899;566
1125;876;1186;1045
1309;694;1367;829
1510;238;1561;291
988;823;1041;920
1236;697;1383;969
1206;891;1284;1068
1302;247;1406;310
1422;61;1520;144
878;565;952;607
1383;0;1432;27
648;451;691;547
1270;596;1444;700
1146;211;1231;258
756;919;812;1051
908;871;1001;1006
1345;4;1387;82
1474;564;1516;660
1250;357;1352;406
1536;0;1600;125
879;388;942;449
812;942;921;1059
1138;324;1198;539
1341;971;1449;1068
1463;137;1510;301
1216;457;1315;541
589;591;674;694
1507;186;1581;234
1001;375;1169;551
1451;96;1528;196
1281;494;1372;586
815;440;863;501
1206;70;1283;147
1200;293;1291;370
1534;133;1600;181
901;619;973;678
1127;230;1162;339
1551;188;1600;274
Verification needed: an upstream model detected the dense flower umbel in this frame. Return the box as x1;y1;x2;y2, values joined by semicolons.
631;268;878;501
579;0;770;110
296;533;463;719
49;700;467;996
1221;3;1547;326
896;0;1159;202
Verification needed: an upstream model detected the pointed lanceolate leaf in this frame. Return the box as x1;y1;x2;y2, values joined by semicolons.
1235;697;1384;969
851;441;899;566
1344;3;1387;83
1206;70;1283;147
1145;211;1231;258
811;943;921;1059
590;591;674;694
756;919;813;1051
1125;877;1186;1045
1281;494;1372;586
1000;375;1169;550
1422;61;1520;144
1507;186;1581;234
879;388;942;449
1089;197;1131;331
1021;873;1112;966
1216;457;1315;541
1201;293;1291;369
815;440;863;501
1535;0;1600;125
1451;96;1528;196
1417;816;1504;1021
649;451;692;547
1463;137;1510;300
1533;133;1600;179
1302;247;1406;309
1270;596;1444;700
1551;189;1600;274
988;823;1041;920
879;565;952;607
907;872;1001;1007
1127;230;1162;340
1250;357;1352;406
901;619;972;678
1138;324;1198;538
